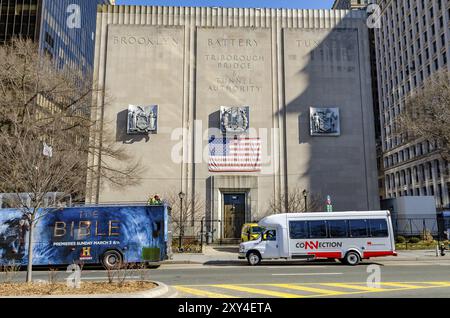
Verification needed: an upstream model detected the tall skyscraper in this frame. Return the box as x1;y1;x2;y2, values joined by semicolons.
0;0;111;74
375;0;450;208
0;0;42;43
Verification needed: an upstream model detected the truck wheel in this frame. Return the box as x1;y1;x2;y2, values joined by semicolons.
344;251;360;266
102;250;123;270
247;251;261;266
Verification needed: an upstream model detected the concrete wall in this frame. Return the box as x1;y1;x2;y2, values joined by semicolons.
86;6;379;237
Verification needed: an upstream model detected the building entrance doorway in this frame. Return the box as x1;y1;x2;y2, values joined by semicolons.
223;193;246;239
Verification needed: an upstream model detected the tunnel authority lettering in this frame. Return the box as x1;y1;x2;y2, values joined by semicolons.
295;241;343;249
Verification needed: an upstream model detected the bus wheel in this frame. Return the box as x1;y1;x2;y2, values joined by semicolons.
247;251;261;266
102;250;123;270
344;251;360;266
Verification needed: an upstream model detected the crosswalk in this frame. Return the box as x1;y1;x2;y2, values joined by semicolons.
175;281;450;298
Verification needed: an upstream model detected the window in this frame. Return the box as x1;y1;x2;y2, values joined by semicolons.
369;219;388;237
289;221;308;239
265;230;276;241
349;219;368;238
328;220;348;238
309;221;327;238
251;226;264;234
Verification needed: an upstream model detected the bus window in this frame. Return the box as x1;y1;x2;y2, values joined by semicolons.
349;219;368;238
309;220;327;238
369;219;388;237
328;220;348;238
289;221;308;239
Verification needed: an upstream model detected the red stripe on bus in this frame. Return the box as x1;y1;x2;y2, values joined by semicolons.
307;252;342;258
363;251;396;258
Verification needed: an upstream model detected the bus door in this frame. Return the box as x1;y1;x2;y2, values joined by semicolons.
262;229;280;259
362;218;392;256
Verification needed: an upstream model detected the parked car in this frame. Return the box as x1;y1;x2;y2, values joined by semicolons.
241;223;265;242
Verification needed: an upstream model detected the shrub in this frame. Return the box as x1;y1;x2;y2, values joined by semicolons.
408;237;421;244
421;230;434;242
396;236;406;243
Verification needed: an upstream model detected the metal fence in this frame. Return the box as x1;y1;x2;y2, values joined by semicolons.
392;216;450;240
392;217;438;237
171;219;224;253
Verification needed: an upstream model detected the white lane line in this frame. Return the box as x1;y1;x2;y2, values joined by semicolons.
271;273;343;276
159;265;331;270
262;266;330;269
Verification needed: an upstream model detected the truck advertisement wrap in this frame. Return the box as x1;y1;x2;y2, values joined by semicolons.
0;205;168;266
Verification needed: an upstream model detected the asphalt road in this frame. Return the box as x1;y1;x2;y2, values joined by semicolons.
7;260;450;298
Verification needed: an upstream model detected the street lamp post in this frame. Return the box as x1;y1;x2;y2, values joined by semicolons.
178;191;185;252
303;189;308;212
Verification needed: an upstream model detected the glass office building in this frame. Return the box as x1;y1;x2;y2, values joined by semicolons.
0;0;112;74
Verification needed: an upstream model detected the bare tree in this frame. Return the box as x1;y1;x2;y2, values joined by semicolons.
0;39;142;282
163;191;204;250
396;70;450;161
268;188;324;214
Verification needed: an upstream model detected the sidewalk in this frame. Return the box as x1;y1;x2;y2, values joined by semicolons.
163;245;450;265
165;245;239;264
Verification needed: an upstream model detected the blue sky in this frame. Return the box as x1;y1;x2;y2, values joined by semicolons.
115;0;335;9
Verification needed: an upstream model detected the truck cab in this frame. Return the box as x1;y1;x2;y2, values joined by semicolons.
238;227;282;265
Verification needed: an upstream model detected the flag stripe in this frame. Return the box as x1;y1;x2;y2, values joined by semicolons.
209;137;261;172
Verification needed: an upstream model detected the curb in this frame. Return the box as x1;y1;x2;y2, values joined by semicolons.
162;258;450;265
163;260;204;265
376;257;450;262
1;281;173;298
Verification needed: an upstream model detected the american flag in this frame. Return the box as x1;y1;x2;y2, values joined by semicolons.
209;137;261;172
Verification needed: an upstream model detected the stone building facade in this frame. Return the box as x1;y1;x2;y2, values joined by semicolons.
86;5;379;240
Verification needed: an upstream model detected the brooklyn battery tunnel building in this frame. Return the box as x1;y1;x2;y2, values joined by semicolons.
87;6;379;240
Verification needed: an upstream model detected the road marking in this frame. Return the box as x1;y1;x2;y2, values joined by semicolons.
264;266;330;269
271;273;342;276
381;282;424;289
174;281;450;298
175;286;237;298
320;283;386;292
213;284;303;298
268;284;346;296
425;282;450;287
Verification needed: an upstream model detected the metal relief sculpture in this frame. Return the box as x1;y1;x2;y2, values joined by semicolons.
220;106;249;134
127;105;158;134
310;107;340;136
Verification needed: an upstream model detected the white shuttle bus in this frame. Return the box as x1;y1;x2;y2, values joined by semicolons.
239;211;397;266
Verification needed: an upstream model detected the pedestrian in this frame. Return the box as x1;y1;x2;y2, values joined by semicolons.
147;194;162;205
